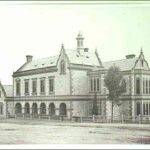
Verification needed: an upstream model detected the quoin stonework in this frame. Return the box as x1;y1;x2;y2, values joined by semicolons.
0;32;150;121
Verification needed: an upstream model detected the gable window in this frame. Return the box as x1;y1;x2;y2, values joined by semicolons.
32;79;37;95
40;78;45;94
16;80;21;96
24;80;29;95
60;60;66;74
141;60;144;67
136;78;140;94
49;77;54;93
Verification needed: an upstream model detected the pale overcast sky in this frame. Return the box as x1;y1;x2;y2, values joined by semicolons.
0;1;150;85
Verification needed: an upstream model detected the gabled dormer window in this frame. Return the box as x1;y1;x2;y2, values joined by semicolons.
60;60;66;74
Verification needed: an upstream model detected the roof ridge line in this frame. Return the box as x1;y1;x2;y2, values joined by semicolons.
104;57;138;63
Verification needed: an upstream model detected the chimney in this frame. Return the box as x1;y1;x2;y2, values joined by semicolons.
125;54;136;59
26;55;33;62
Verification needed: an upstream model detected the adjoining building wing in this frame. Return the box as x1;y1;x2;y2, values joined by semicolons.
3;85;13;97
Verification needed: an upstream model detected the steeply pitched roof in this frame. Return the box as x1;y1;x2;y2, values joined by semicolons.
3;85;13;97
16;49;101;72
103;57;138;71
65;49;100;66
18;55;59;72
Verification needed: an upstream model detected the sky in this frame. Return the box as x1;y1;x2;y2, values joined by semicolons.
0;1;150;85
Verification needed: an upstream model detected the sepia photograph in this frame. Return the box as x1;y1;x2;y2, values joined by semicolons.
0;0;149;148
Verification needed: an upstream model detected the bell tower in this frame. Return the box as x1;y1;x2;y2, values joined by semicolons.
76;31;84;52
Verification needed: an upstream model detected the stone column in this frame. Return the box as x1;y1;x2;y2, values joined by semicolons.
55;108;59;116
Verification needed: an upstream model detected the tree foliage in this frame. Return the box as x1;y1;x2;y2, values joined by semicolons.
104;65;126;103
104;65;126;121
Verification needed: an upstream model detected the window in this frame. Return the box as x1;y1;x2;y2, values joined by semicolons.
97;78;100;91
60;60;65;74
16;81;20;96
90;79;93;92
0;102;3;114
24;80;29;95
141;60;144;67
40;78;45;93
49;78;54;93
90;77;101;92
94;78;96;91
143;79;145;94
136;78;140;94
32;79;37;95
146;80;148;94
0;91;1;97
143;103;148;115
136;102;141;115
149;81;150;94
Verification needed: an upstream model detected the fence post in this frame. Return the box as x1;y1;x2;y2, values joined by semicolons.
121;114;124;123
93;115;95;123
80;116;83;123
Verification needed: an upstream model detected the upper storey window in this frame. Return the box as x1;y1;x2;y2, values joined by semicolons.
16;79;21;96
40;78;45;94
60;60;66;74
24;79;29;95
136;78;140;94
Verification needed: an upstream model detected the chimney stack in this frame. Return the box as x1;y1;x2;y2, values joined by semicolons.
26;55;33;62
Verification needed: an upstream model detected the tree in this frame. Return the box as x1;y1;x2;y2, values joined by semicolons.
104;65;126;122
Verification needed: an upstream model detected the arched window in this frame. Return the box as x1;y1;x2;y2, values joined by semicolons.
60;60;65;74
40;103;46;114
59;103;67;116
32;103;38;114
49;103;55;116
15;103;22;114
25;103;30;114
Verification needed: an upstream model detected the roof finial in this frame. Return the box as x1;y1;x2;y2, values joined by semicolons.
61;43;64;50
141;47;143;53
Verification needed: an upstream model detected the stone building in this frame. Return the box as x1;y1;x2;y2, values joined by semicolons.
5;32;150;120
0;82;13;118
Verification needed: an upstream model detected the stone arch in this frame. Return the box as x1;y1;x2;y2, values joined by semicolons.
15;103;22;114
32;103;38;114
59;103;67;116
40;103;46;114
49;103;55;116
24;103;30;114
